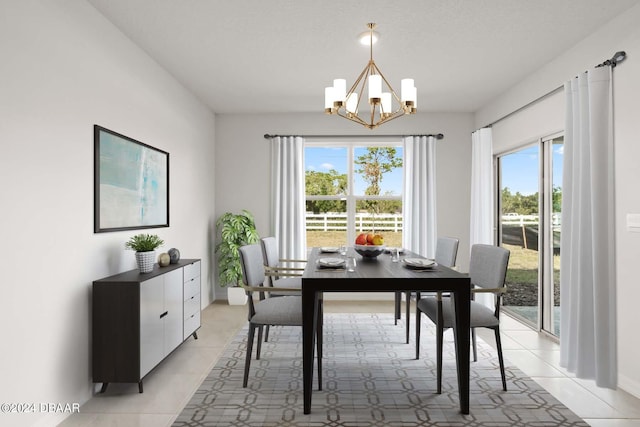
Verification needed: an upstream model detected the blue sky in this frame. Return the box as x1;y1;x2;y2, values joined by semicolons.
501;144;563;195
306;142;563;197
305;146;404;195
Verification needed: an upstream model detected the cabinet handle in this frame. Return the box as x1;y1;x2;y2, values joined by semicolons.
160;311;168;319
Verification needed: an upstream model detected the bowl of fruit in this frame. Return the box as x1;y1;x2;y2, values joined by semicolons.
354;232;386;258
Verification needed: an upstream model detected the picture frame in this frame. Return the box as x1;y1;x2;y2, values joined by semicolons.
94;125;169;233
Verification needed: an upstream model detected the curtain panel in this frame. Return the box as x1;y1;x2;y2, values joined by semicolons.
270;136;307;261
560;67;616;388
470;127;495;308
402;135;437;258
470;128;494;246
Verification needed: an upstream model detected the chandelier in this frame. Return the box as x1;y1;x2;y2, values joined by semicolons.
324;23;417;129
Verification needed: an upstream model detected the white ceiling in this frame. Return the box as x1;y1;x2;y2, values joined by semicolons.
86;0;637;114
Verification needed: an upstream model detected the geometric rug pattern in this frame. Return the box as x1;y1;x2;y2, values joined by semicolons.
173;313;589;426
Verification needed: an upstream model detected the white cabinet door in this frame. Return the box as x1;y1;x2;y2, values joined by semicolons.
163;268;184;355
140;276;164;377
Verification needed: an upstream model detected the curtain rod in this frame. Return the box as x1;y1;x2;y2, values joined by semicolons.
482;85;563;128
264;133;444;140
482;50;626;129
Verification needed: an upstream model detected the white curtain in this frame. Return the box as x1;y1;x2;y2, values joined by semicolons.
470;127;494;308
402;135;437;258
270;136;307;260
560;67;616;388
470;127;494;246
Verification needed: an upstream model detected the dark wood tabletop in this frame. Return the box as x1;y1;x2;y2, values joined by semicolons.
301;247;472;414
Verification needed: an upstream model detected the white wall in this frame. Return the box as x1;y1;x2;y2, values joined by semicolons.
214;112;475;299
0;1;216;426
475;3;640;397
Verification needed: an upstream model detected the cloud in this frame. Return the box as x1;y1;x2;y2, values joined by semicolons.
320;162;334;170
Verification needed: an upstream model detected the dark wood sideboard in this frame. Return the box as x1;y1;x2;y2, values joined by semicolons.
92;259;201;393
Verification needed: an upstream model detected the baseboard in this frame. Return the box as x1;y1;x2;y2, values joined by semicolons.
618;374;640;400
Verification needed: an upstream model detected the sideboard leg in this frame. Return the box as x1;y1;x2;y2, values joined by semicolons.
192;331;198;340
138;381;143;393
99;383;108;393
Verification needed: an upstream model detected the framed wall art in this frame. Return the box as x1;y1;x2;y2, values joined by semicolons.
94;125;169;233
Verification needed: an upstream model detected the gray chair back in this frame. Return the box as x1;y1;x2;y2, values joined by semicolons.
469;244;510;290
261;237;279;269
435;237;459;268
239;244;266;287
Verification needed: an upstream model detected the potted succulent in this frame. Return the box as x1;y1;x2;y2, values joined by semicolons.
215;210;260;304
125;233;165;273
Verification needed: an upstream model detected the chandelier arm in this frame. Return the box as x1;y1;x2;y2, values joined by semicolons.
376;109;408;127
335;108;370;127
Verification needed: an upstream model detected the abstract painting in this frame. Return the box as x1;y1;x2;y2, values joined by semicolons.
94;125;169;233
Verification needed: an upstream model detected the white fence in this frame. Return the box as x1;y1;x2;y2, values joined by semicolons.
501;213;561;227
305;213;559;233
306;213;403;232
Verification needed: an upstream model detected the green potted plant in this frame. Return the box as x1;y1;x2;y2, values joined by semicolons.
215;210;260;304
125;233;165;273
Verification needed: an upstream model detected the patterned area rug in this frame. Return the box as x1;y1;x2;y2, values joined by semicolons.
173;313;588;426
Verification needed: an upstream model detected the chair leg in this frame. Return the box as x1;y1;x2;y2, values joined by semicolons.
394;292;401;325
256;326;263;360
436;323;444;394
415;304;422;360
405;291;411;344
471;328;478;362
243;324;256;388
494;327;507;391
265;325;270;342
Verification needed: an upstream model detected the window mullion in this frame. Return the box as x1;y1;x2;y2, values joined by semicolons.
347;146;356;243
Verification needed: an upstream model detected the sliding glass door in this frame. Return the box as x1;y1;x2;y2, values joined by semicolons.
498;134;562;337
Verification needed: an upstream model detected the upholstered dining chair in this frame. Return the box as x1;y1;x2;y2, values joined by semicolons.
238;244;321;389
260;236;307;341
395;237;459;343
261;236;306;294
415;244;510;392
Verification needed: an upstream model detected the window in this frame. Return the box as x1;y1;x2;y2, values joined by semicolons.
497;134;562;337
305;141;403;248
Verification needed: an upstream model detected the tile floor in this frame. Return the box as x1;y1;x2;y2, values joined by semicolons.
58;300;640;427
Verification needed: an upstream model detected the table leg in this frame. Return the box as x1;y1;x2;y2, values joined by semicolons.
302;288;318;414
451;288;470;414
317;297;323;390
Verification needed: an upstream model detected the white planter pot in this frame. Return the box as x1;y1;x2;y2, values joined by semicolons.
135;251;156;273
227;286;247;305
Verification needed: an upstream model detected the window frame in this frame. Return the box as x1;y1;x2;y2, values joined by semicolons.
305;138;403;245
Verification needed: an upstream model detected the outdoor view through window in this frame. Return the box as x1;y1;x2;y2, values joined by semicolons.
305;143;403;248
499;136;563;337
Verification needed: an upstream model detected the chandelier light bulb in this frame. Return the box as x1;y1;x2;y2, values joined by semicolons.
346;93;358;113
401;79;415;102
368;75;382;102
333;79;346;103
381;92;392;114
324;86;335;110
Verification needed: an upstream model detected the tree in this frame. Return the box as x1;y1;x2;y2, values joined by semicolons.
305;169;347;213
501;187;539;215
355;147;402;196
552;185;562;213
354;147;402;215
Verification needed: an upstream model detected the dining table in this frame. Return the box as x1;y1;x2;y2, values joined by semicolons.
301;246;472;415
